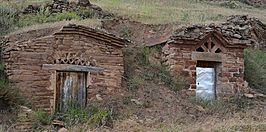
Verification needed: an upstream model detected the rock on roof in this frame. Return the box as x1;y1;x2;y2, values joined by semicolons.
170;15;266;46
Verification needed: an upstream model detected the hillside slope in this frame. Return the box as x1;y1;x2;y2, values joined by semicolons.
90;0;266;24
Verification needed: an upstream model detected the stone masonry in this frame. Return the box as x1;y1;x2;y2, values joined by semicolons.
2;24;128;112
161;21;251;98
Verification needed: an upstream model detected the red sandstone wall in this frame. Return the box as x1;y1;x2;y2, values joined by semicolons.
3;33;124;112
162;43;245;98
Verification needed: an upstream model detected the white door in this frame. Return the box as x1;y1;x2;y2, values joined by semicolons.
196;67;216;100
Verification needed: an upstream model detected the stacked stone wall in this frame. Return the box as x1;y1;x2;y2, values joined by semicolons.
2;30;124;112
162;43;246;98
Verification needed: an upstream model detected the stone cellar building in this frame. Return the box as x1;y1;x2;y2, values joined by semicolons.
1;24;128;112
1;15;264;113
160;24;252;99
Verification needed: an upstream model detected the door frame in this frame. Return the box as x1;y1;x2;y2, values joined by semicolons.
196;61;220;100
55;71;88;112
42;64;104;113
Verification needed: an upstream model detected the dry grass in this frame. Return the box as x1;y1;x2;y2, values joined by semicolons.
7;19;101;36
0;0;52;10
1;0;266;25
90;0;266;24
66;106;266;132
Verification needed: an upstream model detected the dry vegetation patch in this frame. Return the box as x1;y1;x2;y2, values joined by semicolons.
91;0;266;24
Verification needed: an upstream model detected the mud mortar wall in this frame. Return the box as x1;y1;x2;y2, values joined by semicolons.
162;43;246;98
2;30;124;112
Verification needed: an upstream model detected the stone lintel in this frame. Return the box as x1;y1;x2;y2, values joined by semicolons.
191;52;223;62
42;64;104;73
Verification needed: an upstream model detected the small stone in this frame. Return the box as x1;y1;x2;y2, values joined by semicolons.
255;93;265;97
58;127;68;132
244;93;254;98
233;34;242;39
244;81;249;88
194;28;200;33
130;99;143;105
96;94;103;101
196;105;205;112
52;120;65;127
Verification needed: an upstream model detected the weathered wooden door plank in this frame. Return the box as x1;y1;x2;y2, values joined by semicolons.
56;72;87;112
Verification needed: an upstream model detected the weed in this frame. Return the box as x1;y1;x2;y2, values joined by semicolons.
190;95;253;114
77;7;96;19
0;63;25;108
136;46;151;66
51;101;113;128
0;5;17;35
17;8;81;27
50;11;81;21
32;110;52;130
244;49;266;94
120;27;132;40
17;6;49;27
142;100;152;108
228;96;253;111
127;76;144;91
124;46;185;92
56;100;90;126
88;107;112;126
190;97;225;112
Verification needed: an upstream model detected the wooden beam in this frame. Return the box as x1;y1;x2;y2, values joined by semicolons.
191;52;224;62
42;64;104;73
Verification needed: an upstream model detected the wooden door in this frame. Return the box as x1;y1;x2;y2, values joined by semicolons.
56;72;87;112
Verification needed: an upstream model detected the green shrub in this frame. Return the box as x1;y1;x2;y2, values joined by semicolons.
49;11;81;21
127;76;144;91
55;100;90;126
0;63;25;108
0;5;17;35
124;46;185;92
136;46;151;66
228;96;253;111
88;107;112;126
32;110;52;130
17;7;81;27
244;49;266;94
77;7;96;19
120;27;132;40
17;7;50;27
50;100;113;127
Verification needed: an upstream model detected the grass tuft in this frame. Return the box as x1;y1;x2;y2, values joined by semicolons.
244;49;266;94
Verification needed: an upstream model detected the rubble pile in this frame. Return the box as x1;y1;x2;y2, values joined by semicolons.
173;15;266;49
22;0;114;19
245;0;266;7
207;0;266;7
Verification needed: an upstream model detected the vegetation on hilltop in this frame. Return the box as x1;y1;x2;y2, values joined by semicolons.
91;0;266;24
